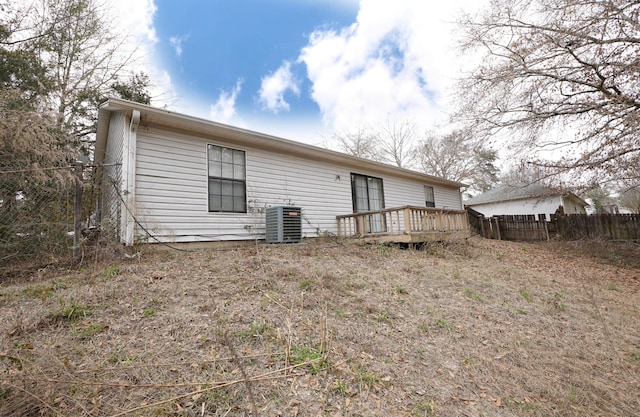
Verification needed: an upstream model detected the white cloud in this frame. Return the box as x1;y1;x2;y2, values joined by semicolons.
169;35;188;57
210;80;244;125
106;0;182;109
298;0;486;132
258;61;301;113
108;0;158;46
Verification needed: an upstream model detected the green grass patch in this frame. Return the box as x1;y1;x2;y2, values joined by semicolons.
49;299;90;323
519;288;533;302
236;321;274;340
289;345;327;374
299;279;313;291
436;319;453;330
396;285;408;295
411;400;437;417
464;288;483;302
101;264;120;278
71;323;106;340
354;364;379;391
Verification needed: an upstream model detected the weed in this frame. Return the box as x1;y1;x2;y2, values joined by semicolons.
374;309;392;322
71;323;106;340
289;345;327;374
237;321;273;340
549;292;566;312
332;378;350;396
108;347;135;364
50;299;90;322
396;285;408;295
418;321;430;334
143;308;156;318
519;288;533;302
23;285;54;300
464;288;483;302
606;283;620;292
101;264;120;278
376;243;391;257
23;280;67;300
568;384;579;403
452;268;461;279
206;387;235;410
411;401;437;417
516;308;528;315
436;319;453;330
299;279;313;291
631;352;640;363
354;364;379;391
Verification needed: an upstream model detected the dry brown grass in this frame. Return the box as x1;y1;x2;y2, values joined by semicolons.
1;237;639;416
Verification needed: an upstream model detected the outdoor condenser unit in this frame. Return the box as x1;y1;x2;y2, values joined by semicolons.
265;206;302;243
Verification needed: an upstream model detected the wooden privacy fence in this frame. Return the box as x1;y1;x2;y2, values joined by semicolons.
467;209;640;241
552;213;640;241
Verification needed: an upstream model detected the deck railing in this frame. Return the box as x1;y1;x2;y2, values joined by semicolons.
336;205;469;238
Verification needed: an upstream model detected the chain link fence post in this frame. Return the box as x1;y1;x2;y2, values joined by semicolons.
74;161;83;260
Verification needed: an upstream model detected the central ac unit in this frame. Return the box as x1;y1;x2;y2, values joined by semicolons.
265;206;302;243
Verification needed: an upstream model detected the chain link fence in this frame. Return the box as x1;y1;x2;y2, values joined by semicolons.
0;163;110;279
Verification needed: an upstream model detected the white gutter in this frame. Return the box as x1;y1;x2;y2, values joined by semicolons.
98;98;467;189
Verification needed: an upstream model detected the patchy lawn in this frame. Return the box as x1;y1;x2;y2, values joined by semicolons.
1;237;639;417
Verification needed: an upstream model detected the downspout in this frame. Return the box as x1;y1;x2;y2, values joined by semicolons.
122;110;140;245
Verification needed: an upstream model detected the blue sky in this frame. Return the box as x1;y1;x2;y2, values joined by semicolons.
153;1;357;130
113;0;485;146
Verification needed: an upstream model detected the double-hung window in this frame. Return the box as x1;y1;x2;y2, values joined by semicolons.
424;185;435;208
207;144;246;213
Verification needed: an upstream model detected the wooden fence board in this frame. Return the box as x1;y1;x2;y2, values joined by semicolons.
466;207;640;241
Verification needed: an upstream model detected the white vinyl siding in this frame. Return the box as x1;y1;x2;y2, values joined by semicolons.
131;127;462;243
468;197;564;220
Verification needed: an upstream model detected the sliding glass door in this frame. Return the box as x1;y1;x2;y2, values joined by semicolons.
351;173;385;233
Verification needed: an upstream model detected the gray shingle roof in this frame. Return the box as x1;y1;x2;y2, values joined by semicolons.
465;183;587;206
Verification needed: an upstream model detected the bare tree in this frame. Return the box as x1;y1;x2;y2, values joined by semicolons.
332;125;380;160
619;187;640;213
30;0;139;145
457;0;640;186
332;119;420;168
418;129;498;191
375;119;417;168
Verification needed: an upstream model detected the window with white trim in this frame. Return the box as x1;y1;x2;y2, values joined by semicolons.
424;185;435;208
207;144;246;213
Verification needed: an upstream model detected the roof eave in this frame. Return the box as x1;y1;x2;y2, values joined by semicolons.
98;98;466;189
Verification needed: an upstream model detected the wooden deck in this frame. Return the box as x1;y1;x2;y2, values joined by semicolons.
336;205;470;243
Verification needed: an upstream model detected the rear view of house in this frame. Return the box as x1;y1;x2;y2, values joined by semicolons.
94;99;466;245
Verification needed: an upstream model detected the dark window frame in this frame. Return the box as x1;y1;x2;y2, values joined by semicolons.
424;185;435;208
207;144;247;213
351;173;385;213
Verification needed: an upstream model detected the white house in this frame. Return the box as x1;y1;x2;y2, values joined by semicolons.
465;183;588;220
94;99;466;245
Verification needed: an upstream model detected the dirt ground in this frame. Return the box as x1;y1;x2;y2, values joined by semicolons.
1;237;639;417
